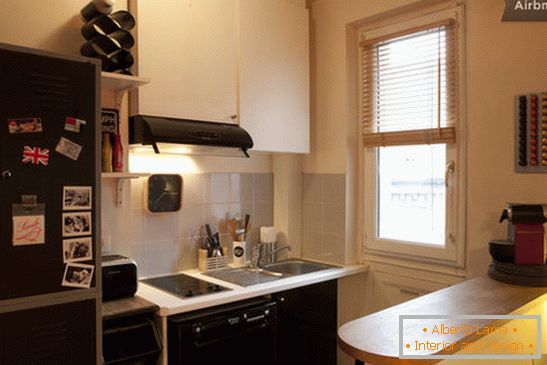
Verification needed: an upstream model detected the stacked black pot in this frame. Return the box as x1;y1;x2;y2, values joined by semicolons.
79;0;135;75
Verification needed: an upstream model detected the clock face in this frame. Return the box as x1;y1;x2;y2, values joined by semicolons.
147;174;182;213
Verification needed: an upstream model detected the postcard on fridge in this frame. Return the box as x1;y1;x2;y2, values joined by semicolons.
55;137;83;161
8;117;43;134
12;204;45;246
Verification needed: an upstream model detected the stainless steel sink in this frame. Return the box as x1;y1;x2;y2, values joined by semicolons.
202;267;283;287
263;259;337;275
202;259;338;287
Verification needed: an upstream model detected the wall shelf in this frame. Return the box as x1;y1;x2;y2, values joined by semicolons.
101;72;150;91
100;72;150;207
101;172;149;179
101;172;150;206
101;72;150;108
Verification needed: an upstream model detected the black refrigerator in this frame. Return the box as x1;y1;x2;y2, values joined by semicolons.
0;43;101;365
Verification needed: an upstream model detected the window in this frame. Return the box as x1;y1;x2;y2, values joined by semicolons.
360;7;465;264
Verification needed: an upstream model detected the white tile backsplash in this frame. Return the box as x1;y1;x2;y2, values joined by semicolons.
175;203;204;239
237;173;254;203
181;174;205;204
130;178;144;209
302;174;346;264
322;203;345;235
144;213;176;242
129;208;146;243
205;173;231;204
303;202;322;232
145;239;178;277
254;173;274;202
303;174;322;203
102;173;274;277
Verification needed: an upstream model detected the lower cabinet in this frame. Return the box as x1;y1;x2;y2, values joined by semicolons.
102;309;162;365
272;280;338;365
0;299;97;365
163;280;339;365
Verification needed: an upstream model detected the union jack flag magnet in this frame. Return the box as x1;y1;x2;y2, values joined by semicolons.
22;146;49;166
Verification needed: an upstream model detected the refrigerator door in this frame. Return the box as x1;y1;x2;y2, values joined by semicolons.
0;46;98;300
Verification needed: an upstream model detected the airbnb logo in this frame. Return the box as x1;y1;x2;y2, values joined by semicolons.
502;0;547;21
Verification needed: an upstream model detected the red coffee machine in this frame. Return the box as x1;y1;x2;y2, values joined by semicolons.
499;204;547;265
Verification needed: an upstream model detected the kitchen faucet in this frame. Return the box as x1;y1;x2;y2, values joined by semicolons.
251;242;292;269
273;244;292;261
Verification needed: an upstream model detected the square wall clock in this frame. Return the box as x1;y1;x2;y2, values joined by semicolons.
145;174;183;213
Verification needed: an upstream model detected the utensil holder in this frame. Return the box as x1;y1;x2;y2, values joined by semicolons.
198;247;228;272
232;241;246;268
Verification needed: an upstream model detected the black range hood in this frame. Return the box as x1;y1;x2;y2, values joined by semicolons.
129;115;253;158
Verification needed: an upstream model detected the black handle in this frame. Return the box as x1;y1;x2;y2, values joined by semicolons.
205;224;213;238
1;170;12;180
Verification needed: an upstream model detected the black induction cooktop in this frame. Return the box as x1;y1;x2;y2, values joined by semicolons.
141;273;231;299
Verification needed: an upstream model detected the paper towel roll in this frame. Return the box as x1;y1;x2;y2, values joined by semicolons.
260;226;277;243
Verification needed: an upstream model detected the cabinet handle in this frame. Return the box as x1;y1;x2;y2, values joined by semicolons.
230;114;238;121
2;170;12;180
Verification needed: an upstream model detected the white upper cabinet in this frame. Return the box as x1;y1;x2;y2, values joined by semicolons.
129;0;310;153
239;0;309;153
129;0;238;123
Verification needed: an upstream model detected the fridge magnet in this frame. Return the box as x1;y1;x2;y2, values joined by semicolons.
63;186;92;211
101;109;119;135
62;237;92;263
12;203;45;246
21;195;38;208
62;211;92;237
8;117;43;134
22;146;49;166
61;263;94;288
64;117;87;133
55;137;83;161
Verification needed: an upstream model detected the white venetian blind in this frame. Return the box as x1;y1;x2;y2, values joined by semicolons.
360;19;458;147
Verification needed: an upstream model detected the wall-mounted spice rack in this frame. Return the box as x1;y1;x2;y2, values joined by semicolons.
514;91;547;173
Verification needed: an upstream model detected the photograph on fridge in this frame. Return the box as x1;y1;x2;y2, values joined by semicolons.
63;237;92;263
63;186;92;210
62;212;92;237
62;263;94;288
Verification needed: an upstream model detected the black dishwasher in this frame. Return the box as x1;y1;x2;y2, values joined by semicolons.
167;297;277;365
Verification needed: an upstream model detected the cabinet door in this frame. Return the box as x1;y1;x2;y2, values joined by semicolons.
239;0;310;153
273;280;337;365
373;270;452;308
131;0;238;123
0;299;96;365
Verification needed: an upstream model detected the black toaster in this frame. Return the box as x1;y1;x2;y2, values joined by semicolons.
102;254;138;302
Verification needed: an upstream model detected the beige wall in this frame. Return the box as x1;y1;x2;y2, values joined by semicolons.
306;0;547;276
0;0;128;55
465;0;547;275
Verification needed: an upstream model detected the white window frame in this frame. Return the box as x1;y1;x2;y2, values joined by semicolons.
360;5;467;267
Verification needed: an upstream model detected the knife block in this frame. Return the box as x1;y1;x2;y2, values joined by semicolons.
198;247;228;272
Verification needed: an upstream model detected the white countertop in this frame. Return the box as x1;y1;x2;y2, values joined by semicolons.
136;262;368;316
